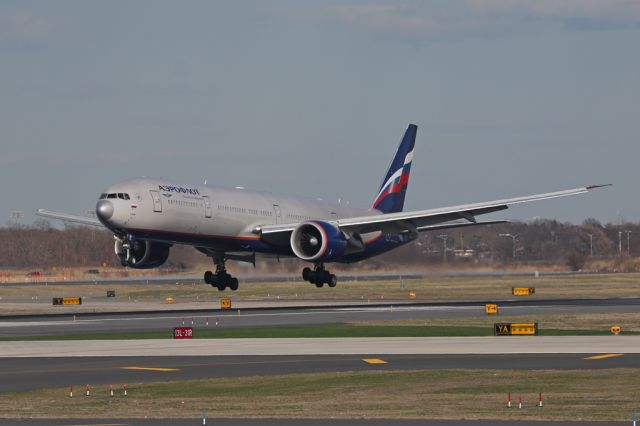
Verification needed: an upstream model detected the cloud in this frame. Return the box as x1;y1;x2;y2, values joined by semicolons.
320;0;640;42
473;0;640;30
324;3;494;40
470;0;640;20
0;12;55;41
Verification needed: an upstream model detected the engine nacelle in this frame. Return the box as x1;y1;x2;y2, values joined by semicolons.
115;239;171;269
290;221;347;262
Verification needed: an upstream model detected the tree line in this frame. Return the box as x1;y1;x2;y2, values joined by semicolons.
381;218;639;271
0;218;638;271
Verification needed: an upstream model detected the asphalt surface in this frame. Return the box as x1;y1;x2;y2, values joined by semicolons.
0;420;628;426
0;353;637;392
1;296;637;424
2;269;591;287
1;298;639;337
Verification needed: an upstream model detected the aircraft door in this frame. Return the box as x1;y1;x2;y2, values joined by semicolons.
273;204;282;224
203;196;212;218
149;190;162;213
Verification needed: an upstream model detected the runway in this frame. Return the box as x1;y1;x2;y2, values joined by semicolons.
0;353;636;392
0;269;592;287
2;336;640;357
1;297;639;337
1;297;637;424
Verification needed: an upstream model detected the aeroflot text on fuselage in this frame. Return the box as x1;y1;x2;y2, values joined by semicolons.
158;185;201;196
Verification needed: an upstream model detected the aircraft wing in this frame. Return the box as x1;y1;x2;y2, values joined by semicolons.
337;185;608;234
36;209;104;227
415;219;508;232
260;185;609;238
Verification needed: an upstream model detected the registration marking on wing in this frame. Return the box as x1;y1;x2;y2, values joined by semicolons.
584;354;624;360
121;366;180;372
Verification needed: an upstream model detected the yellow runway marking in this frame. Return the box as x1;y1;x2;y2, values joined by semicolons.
121;366;179;372
584;354;624;360
362;358;387;364
62;424;129;426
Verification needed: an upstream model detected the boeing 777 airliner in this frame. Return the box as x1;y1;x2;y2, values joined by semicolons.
38;124;608;290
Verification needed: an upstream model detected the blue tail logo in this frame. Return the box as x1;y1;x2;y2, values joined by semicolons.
372;124;417;213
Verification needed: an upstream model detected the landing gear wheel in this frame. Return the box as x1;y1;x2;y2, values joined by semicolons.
229;277;239;291
302;263;338;288
302;267;312;281
204;254;241;291
328;274;337;288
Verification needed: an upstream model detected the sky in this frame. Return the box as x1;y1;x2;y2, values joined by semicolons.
1;0;639;226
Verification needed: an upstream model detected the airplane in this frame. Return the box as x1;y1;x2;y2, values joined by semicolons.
37;124;608;291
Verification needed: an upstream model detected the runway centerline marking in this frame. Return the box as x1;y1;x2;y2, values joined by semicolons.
584;353;624;360
121;366;179;372
362;358;387;364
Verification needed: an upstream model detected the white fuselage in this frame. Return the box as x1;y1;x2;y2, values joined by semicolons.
98;178;378;254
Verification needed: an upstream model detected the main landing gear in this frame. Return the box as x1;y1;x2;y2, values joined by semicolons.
302;263;337;288
204;257;239;291
204;266;239;291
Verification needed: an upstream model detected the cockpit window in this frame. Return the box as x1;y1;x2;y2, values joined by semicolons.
103;193;130;200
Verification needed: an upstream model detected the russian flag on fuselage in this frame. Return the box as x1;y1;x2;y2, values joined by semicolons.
372;124;417;214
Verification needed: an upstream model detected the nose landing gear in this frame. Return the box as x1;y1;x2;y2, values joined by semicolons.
302;263;337;288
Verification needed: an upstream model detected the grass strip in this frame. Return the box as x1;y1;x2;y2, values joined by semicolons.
0;324;615;341
1;368;639;420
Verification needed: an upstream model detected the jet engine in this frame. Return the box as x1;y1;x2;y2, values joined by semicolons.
290;221;347;262
115;239;171;269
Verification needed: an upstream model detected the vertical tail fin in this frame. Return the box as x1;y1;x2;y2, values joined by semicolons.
371;124;417;213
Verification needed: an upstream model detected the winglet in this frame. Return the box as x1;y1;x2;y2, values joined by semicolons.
586;184;613;190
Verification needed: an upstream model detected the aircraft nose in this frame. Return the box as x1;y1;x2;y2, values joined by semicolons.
96;200;114;222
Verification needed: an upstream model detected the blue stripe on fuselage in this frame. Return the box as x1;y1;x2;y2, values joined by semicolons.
124;227;415;264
